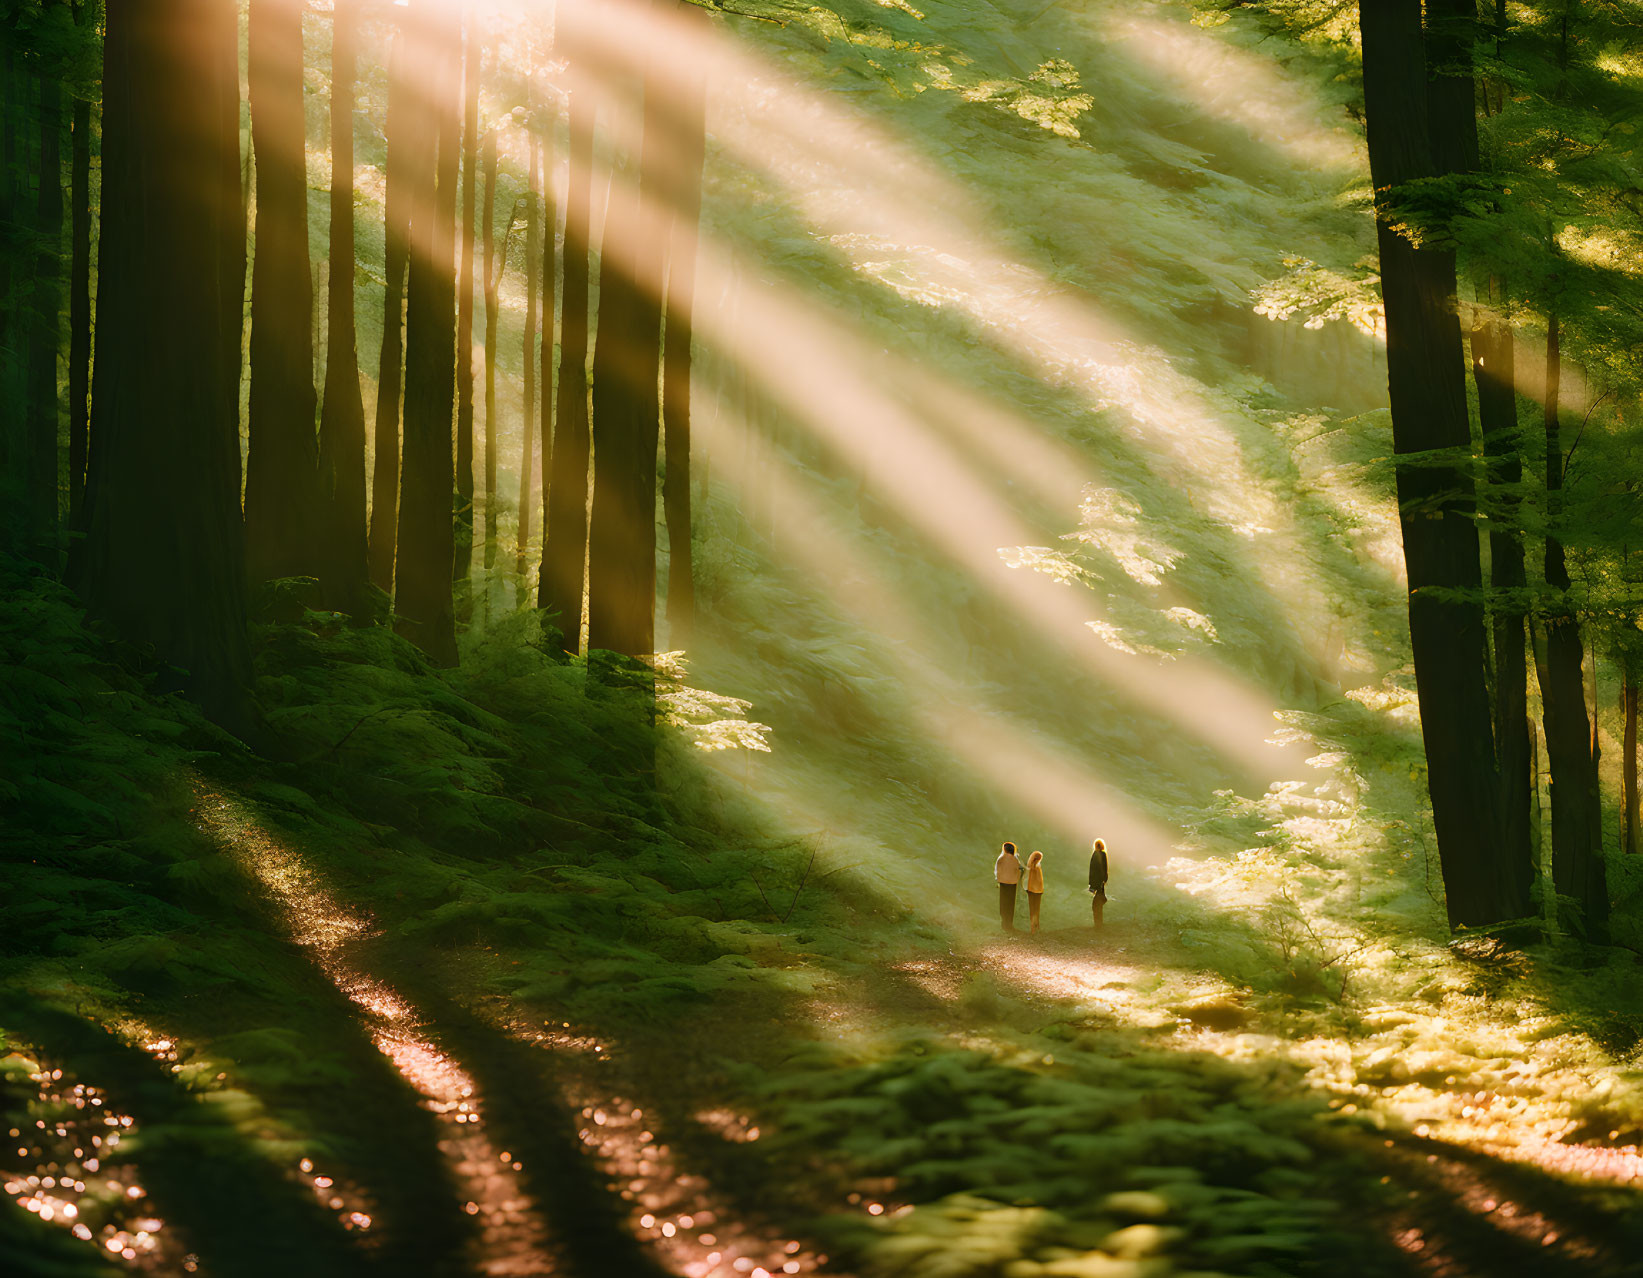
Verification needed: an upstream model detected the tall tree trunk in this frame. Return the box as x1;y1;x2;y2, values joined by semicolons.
66;49;90;533
80;0;253;733
454;7;480;587
586;0;668;662
0;47;15;553
369;30;410;593
1534;308;1609;937
518;128;540;604
394;0;459;665
1434;0;1533;915
537;92;558;615
26;56;62;565
540;39;594;650
661;0;707;650
244;0;321;587
1472;288;1534;915
481;126;499;574
1625;664;1639;855
1358;0;1508;927
317;0;370;616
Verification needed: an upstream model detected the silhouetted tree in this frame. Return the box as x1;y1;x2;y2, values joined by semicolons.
518;124;540;602
26;16;63;565
455;7;480;587
586;0;667;662
244;0;321;586
79;0;252;732
481;124;499;574
661;0;708;648
536;90;557;614
394;0;459;664
1429;0;1535;916
540;33;594;649
318;0;370;615
369;29;409;593
66;0;94;532
1359;0;1511;927
1535;305;1609;936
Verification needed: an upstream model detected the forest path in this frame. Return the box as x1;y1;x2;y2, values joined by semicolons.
191;779;833;1278
191;783;556;1276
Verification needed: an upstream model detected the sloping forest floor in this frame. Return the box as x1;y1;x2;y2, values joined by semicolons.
9;0;1643;1275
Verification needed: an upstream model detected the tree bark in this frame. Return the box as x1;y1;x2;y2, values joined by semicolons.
1625;667;1638;855
540;35;595;650
661;0;707;651
519;128;540;603
80;0;253;734
394;0;459;665
537;91;558;614
481;126;499;574
1359;0;1509;928
455;7;480;586
66;44;91;533
369;29;410;593
317;0;370;616
0;48;14;554
244;0;322;587
586;0;668;662
1472;290;1534;915
1535;308;1609;936
26;55;62;565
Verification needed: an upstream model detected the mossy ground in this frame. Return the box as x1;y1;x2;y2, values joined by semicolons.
5;562;1643;1278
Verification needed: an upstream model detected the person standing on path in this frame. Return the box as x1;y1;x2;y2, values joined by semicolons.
1025;850;1045;934
995;841;1022;931
1088;838;1109;929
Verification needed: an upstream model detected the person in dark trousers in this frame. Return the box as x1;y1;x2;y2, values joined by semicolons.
1025;850;1045;934
1088;838;1109;929
995;841;1022;931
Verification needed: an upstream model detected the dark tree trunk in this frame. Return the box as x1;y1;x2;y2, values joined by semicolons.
454;8;479;586
1359;0;1509;927
369;30;410;593
317;0;370;616
481;126;498;574
586;1;668;662
540;41;595;650
1625;667;1638;856
0;48;14;552
394;0;459;665
661;0;707;650
244;0;321;587
1534;309;1608;936
80;0;252;733
66;56;90;532
537;94;557;614
1435;0;1532;915
1471;290;1535;917
26;58;62;565
518;128;539;603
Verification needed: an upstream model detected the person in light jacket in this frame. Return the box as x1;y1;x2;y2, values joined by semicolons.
1088;838;1109;929
994;841;1022;931
1025;850;1046;934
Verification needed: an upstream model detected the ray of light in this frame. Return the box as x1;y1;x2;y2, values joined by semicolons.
188;782;553;1277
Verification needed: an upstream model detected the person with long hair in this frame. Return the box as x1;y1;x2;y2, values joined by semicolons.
994;841;1022;931
1025;850;1046;934
1088;838;1109;929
